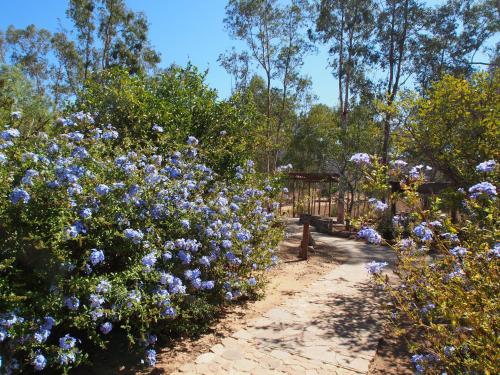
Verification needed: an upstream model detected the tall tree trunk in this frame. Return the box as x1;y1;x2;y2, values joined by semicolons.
382;0;409;164
266;71;272;173
101;0;116;70
382;0;397;166
336;7;347;224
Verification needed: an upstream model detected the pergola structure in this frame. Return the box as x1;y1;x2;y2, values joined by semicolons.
281;172;340;218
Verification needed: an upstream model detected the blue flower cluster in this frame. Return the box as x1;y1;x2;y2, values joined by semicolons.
349;153;371;165
475;159;496;173
0;114;282;372
357;227;382;245
365;261;388;274
368;198;388;212
468;181;497;199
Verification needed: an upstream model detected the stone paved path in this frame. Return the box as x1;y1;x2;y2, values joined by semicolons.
172;228;395;375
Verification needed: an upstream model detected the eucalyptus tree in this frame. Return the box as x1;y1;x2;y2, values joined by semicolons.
2;0;160;109
375;0;423;165
412;0;499;90
67;0;97;83
312;0;377;130
222;0;313;172
311;0;376;223
5;25;52;96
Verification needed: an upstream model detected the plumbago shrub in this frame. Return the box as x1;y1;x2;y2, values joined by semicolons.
352;154;499;374
0;112;283;373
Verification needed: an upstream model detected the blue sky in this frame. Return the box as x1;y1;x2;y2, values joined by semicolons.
0;0;336;105
0;0;495;106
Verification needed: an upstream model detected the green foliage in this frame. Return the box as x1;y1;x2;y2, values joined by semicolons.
358;155;499;373
0;65;51;131
73;65;259;176
397;72;500;187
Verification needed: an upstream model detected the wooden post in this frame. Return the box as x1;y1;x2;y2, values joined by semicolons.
328;179;332;217
292;180;296;218
308;181;311;214
299;221;310;260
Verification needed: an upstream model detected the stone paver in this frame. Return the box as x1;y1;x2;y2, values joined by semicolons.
174;224;395;374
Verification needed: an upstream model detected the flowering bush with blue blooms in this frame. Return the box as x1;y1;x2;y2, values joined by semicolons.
353;154;499;374
0;113;283;373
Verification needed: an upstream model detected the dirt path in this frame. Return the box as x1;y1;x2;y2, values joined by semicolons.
164;227;399;374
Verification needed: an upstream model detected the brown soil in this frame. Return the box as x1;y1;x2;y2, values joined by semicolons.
368;324;414;374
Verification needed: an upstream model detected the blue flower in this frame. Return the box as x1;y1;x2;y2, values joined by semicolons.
10;187;30;204
67;221;86;238
152;124;164;133
80;208;92;219
89;293;104;308
11;111;21;120
368;198;388;212
103;129;119;140
145;349;156;367
178;250;191;264
162;306;176;317
67;131;85;142
34;329;51;343
96;280;112;294
365;261;388;274
100;322;112;335
32;354;47;371
391;159;407;168
160;272;173;285
450;246;467;257
199;256;210;266
59;351;76;365
67;184;83;196
222;240;232;249
0;327;7;342
187;136;199;146
59;334;77;349
476;159;496;173
444;345;455;357
1;128;20;141
202;280;215;290
420;303;435;314
65;296;80;310
142;252;157;268
413;224;433;242
469;181;497;199
225;252;241;265
89;249;105;265
168;277;186;294
236;230;251;242
0;153;7;163
123;228;144;244
349;153;371;165
357;227;382;245
73;111;94;123
96;184;111;196
71;146;89;159
248;277;257;286
41;316;56;330
57;117;74;127
127;290;142;307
